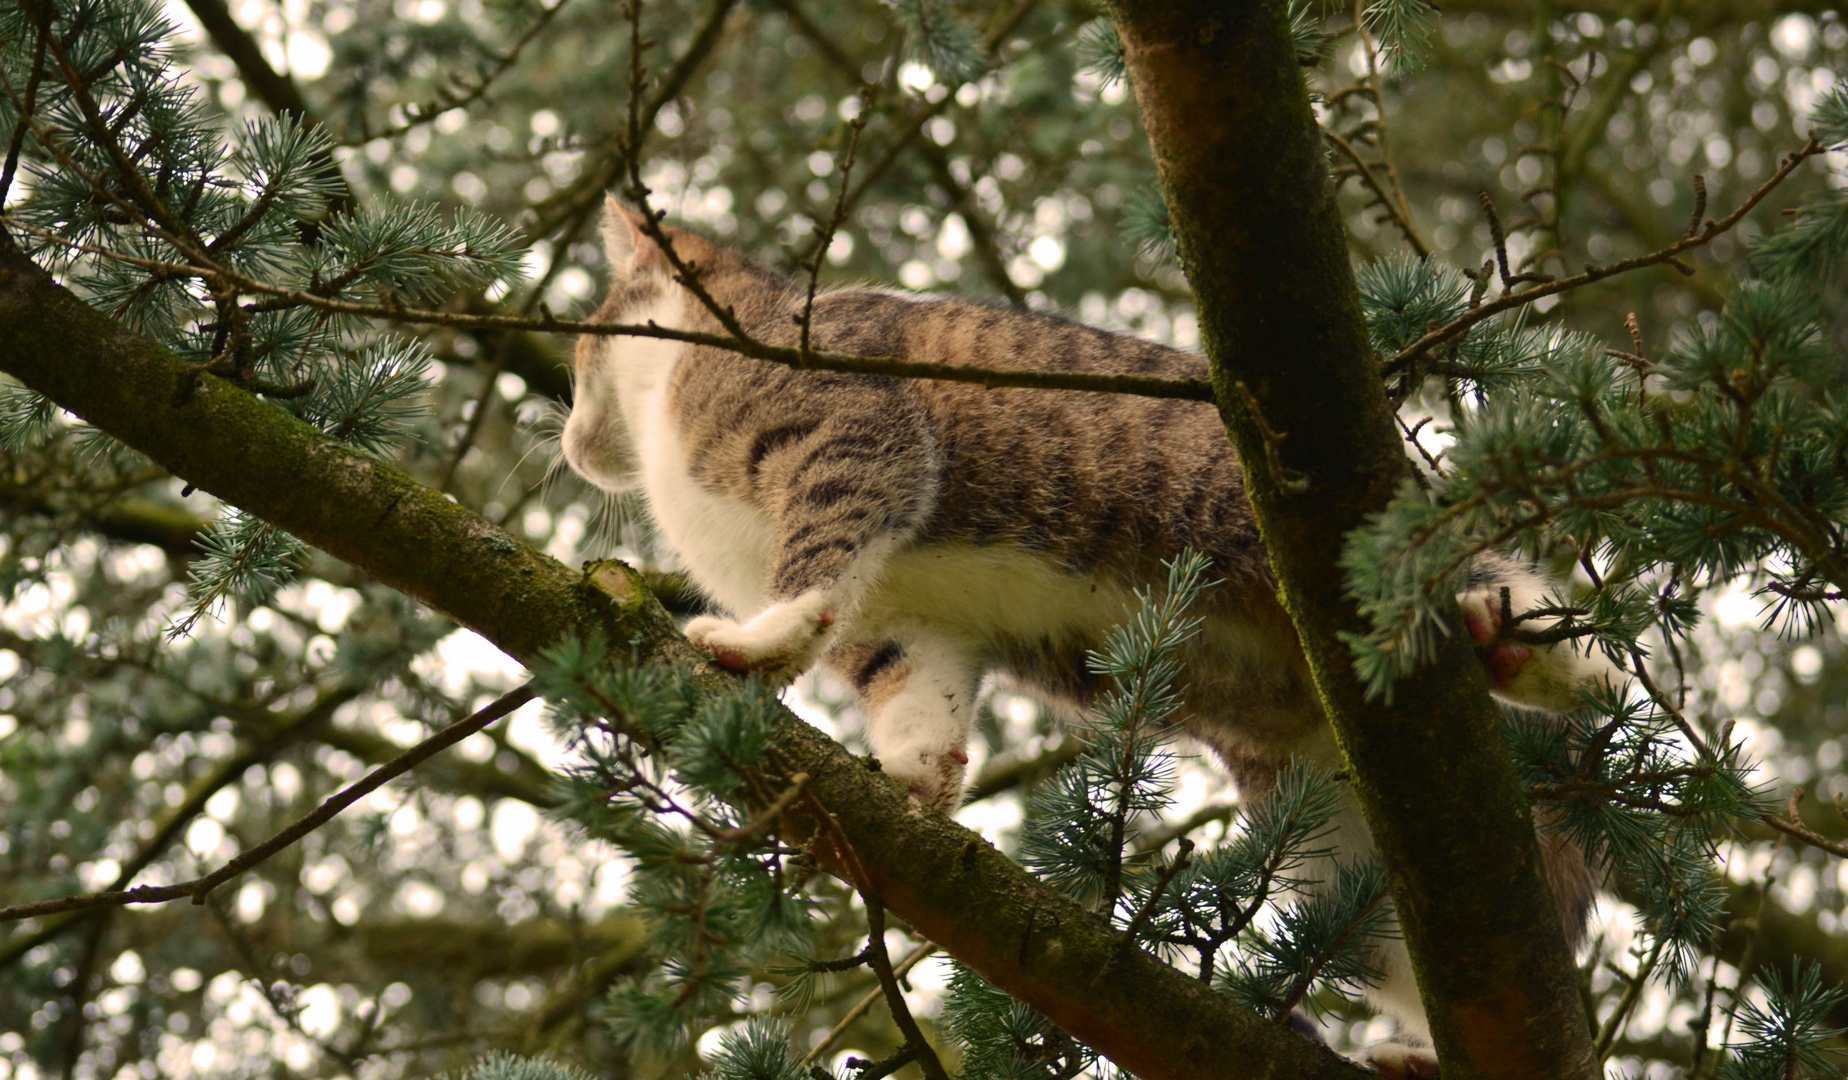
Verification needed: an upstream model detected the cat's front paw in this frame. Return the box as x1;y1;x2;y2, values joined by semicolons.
1456;590;1531;687
1366;1039;1440;1078
1456;589;1615;712
879;739;970;812
686;592;835;680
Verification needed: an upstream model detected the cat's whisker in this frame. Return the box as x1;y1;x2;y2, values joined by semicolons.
591;489;630;553
498;397;571;498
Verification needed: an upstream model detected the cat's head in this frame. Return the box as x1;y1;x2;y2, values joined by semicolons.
563;198;748;492
565;198;787;491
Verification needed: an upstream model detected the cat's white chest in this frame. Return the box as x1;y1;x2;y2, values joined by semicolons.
614;298;776;616
635;410;776;616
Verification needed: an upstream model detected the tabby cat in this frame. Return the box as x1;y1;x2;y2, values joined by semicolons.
562;198;1612;1075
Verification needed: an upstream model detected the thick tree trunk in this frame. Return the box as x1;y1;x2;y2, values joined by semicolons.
0;241;1370;1080
1107;3;1597;1078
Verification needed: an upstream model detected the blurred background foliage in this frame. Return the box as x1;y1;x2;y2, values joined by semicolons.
5;0;1848;1078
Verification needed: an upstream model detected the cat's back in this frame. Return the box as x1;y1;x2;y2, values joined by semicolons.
866;293;1264;588
672;282;1267;587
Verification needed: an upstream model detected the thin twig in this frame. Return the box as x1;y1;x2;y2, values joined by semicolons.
1134;801;1237;854
863;894;950;1080
1713;810;1792;1072
0;683;535;923
767;0;1025;297
790;0;1048;263
1628;648;1710;757
1762;792;1848;860
1115;839;1193;962
1324;127;1428;258
1232;380;1307;495
334;0;576;145
1386;141;1823;373
1349;3;1424;254
0;216;1215;402
1270;878;1392;1022
1593;936;1665;1060
799;942;934;1065
843;1047;917;1080
718;773;810;847
0;680;374;968
0;7;50;210
799;85;875;363
1398;414;1447;477
524;0;741;242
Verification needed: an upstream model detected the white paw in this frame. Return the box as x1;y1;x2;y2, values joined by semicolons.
1455;588;1616;713
1366;1039;1440;1078
686;591;835;679
877;735;970;812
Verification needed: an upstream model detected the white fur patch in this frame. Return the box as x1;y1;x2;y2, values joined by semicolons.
858;543;1135;646
1455;581;1619;712
1365;1039;1440;1079
563;289;778;616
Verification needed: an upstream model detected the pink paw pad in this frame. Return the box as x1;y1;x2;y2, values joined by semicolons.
905;748;971;811
1463;597;1531;688
1367;1042;1440;1079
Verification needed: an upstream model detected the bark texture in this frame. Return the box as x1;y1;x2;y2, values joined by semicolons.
0;242;1370;1080
1107;3;1597;1078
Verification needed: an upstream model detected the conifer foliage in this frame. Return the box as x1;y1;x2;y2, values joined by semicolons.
5;0;1848;1078
0;0;524;634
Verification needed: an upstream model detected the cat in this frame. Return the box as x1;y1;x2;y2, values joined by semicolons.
562;196;1614;1075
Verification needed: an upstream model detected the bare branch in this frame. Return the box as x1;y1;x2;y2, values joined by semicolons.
1325;127;1429;257
1763;811;1848;861
800;85;875;363
1386;141;1824;374
864;894;951;1080
333;0;576;146
800;942;935;1066
0;215;1215;401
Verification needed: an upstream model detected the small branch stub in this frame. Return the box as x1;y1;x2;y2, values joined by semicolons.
1233;380;1309;496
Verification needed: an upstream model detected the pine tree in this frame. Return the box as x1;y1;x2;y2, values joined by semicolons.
2;2;1848;1079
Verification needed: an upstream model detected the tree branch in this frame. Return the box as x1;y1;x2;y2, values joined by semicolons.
0;231;1366;1080
1109;2;1596;1077
1383;140;1822;374
0;216;1215;402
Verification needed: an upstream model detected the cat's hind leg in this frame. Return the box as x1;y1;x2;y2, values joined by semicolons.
1307;785;1441;1077
829;633;981;811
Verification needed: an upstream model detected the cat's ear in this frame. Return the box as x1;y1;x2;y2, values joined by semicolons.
600;195;663;277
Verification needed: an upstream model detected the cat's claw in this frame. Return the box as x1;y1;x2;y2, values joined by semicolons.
685;592;835;680
1366;1040;1440;1079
